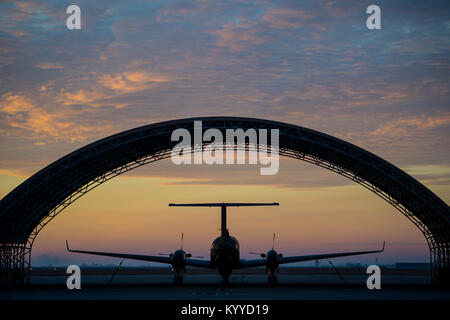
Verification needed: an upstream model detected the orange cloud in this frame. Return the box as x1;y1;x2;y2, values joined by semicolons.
0;93;70;139
56;70;176;110
0;93;34;113
35;62;64;69
0;92;113;143
370;113;450;137
62;89;106;106
99;71;174;94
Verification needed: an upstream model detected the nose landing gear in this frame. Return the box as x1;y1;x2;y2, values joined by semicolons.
174;274;184;285
268;269;278;285
268;274;277;285
222;274;230;285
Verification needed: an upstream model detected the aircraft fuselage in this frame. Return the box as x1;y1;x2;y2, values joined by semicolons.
210;234;240;281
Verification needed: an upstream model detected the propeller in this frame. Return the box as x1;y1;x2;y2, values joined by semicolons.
249;251;265;258
158;233;203;259
272;233;275;250
180;232;195;258
248;233;280;258
158;232;186;257
181;232;184;250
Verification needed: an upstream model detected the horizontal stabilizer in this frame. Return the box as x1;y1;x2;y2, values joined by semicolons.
169;202;279;207
169;202;279;238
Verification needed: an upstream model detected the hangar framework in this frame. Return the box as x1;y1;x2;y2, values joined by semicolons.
0;117;449;286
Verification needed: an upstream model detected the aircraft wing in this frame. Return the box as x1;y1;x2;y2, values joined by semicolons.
238;259;268;268
279;242;385;264
185;259;215;269
66;241;214;268
66;241;172;264
237;242;385;268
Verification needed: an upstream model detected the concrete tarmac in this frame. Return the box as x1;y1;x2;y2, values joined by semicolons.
1;268;449;300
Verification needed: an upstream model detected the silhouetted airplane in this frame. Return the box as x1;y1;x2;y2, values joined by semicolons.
66;202;385;284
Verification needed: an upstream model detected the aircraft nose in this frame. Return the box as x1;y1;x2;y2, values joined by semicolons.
172;250;186;264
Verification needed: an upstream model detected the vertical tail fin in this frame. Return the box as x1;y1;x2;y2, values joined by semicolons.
221;205;227;238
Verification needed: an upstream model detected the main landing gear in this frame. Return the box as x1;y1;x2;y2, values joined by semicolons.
268;274;278;285
222;274;230;285
174;275;184;285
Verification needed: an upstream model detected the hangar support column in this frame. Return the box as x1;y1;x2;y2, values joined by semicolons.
0;243;30;287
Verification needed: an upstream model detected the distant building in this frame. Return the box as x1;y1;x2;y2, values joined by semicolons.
395;262;430;270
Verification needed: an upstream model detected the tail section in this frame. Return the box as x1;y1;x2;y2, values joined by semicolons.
169;202;279;238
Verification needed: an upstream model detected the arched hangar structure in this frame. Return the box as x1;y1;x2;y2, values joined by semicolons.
0;117;449;286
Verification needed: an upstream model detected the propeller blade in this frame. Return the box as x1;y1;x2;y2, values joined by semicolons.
249;251;262;255
272;233;276;250
158;253;171;256
181;232;184;250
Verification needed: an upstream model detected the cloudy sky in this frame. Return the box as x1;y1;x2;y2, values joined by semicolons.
0;0;449;266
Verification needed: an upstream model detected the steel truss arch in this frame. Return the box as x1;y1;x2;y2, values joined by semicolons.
0;117;449;286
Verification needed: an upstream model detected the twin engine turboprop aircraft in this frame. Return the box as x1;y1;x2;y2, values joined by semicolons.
66;202;385;284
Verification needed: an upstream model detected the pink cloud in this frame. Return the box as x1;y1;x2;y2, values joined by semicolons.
211;21;266;52
261;8;314;30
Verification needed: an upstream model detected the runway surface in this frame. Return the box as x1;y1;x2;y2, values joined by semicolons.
2;267;449;300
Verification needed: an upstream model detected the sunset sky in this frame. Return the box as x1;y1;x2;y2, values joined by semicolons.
0;0;449;266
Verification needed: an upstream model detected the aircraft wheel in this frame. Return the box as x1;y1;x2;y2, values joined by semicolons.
174;275;183;285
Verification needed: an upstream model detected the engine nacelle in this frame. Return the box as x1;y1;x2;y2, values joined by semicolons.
171;249;188;270
266;249;280;270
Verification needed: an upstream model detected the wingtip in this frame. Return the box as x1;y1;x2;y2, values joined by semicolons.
66;240;70;251
382;240;386;251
